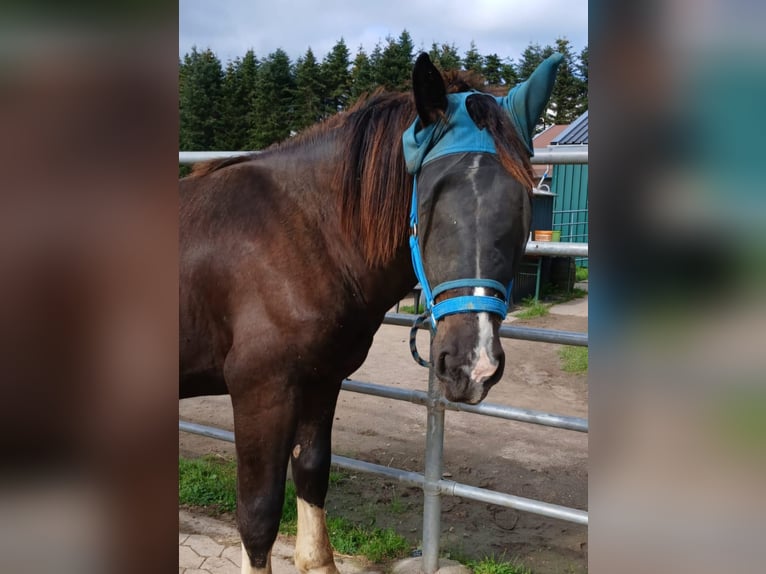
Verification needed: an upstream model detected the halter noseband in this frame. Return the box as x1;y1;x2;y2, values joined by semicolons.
402;92;513;334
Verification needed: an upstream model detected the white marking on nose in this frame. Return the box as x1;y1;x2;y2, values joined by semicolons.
469;312;498;383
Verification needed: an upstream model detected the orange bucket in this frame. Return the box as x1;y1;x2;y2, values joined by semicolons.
534;230;553;242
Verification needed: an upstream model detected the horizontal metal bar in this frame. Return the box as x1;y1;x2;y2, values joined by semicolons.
530;148;588;165
446;481;588;525
342;379;431;407
331;455;587;525
525;241;588;257
498;325;588;346
180;421;588;524
331;454;426;488
180;149;587;166
179;151;254;164
342;379;588;432
384;313;588;347
444;398;588;432
179;420;234;442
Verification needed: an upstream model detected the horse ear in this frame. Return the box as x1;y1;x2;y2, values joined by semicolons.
412;53;447;126
499;52;564;153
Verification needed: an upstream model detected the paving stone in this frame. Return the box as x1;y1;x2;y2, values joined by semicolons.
221;545;241;567
180;533;189;545
392;557;470;574
186;534;225;557
179;545;204;570
202;556;240;574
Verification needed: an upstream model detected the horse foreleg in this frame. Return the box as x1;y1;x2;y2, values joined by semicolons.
231;384;298;574
290;380;342;574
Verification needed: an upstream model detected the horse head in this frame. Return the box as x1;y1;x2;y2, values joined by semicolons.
404;52;562;404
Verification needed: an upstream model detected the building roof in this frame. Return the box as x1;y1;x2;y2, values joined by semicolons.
551;111;588;145
533;124;569;149
532;124;569;178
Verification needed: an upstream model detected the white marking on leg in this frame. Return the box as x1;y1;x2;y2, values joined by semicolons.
470;312;498;383
241;543;271;574
295;498;339;574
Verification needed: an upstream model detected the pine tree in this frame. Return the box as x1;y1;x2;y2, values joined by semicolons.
294;48;324;130
463;41;483;75
517;43;544;82
350;46;376;102
179;47;224;150
547;38;585;124
321;38;352;115
375;30;414;91
428;42;462;72
578;45;589;85
500;60;519;86
250;49;295;149
577;45;589;113
219;50;259;150
483;53;503;86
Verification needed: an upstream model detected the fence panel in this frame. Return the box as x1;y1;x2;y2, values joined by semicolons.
179;149;589;572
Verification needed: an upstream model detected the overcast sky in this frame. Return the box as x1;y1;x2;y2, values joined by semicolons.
179;0;588;65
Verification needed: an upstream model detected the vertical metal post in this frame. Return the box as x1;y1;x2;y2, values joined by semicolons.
422;332;445;573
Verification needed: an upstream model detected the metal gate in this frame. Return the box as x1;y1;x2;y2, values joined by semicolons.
179;149;589;573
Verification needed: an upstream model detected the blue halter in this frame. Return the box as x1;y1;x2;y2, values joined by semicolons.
402;92;513;332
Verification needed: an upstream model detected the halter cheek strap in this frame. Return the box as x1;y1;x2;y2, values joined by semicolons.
408;177;512;331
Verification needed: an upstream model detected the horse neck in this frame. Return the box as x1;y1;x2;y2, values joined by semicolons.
262;123;416;317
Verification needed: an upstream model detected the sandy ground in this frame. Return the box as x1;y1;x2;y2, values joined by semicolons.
180;299;588;574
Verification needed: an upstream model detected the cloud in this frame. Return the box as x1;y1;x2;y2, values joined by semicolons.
179;0;587;64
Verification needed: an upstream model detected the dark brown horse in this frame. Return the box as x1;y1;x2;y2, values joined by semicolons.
180;53;561;574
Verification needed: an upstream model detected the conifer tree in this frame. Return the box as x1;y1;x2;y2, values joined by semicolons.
250;49;295;149
294;48;324;130
517;43;544;82
219;50;259;150
179;47;224;150
547;38;585;124
375;30;414;91
500;60;519;87
482;53;503;86
350;46;376;102
463;41;483;74
321;38;352;114
428;42;462;72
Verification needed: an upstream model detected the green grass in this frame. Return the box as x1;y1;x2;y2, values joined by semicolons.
327;517;409;562
179;456;237;513
559;345;588;373
178;457;409;563
575;267;588;282
549;287;587;304
399;303;425;314
468;556;534;574
515;296;549;319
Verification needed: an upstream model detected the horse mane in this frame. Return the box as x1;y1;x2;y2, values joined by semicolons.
334;70;535;267
186;69;535;268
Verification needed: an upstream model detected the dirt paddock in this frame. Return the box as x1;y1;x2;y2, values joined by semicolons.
180;305;588;573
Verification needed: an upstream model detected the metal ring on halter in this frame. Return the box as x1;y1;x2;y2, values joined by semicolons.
409;313;431;367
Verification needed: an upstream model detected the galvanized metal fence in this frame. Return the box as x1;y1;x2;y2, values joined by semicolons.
179;149;588;573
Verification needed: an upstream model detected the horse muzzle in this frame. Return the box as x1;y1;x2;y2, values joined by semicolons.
431;312;505;404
